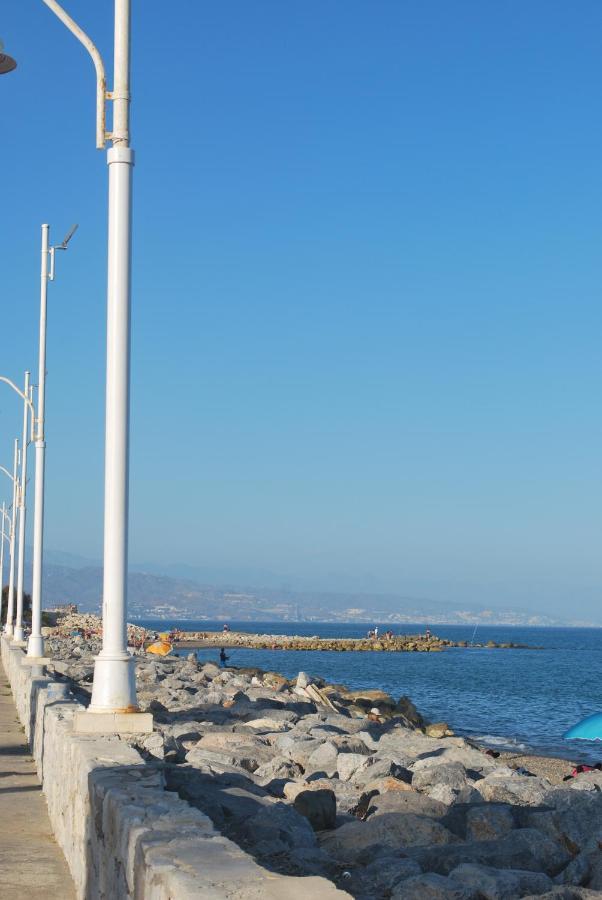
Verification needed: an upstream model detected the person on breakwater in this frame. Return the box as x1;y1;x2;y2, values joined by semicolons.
219;648;230;667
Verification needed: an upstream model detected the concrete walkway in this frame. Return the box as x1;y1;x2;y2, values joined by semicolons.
0;661;76;899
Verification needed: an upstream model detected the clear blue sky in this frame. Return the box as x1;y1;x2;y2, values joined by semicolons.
2;2;601;618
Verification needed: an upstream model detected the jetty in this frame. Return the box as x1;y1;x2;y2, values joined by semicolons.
173;629;535;652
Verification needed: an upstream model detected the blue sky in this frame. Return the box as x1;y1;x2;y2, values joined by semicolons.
1;2;601;618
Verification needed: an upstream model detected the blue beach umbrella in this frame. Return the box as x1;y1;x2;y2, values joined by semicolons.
564;713;602;741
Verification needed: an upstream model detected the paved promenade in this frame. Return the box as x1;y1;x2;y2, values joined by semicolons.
0;661;75;899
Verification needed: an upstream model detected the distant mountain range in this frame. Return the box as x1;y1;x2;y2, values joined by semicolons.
20;550;597;627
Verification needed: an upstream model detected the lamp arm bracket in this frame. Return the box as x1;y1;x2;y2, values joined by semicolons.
41;0;108;149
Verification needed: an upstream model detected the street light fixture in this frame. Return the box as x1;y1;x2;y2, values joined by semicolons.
0;39;17;75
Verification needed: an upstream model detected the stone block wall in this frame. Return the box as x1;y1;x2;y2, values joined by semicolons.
1;638;346;900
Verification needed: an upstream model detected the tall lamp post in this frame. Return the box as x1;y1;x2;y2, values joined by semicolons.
0;375;34;642
0;502;10;626
27;223;77;659
13;371;32;643
1;440;20;636
41;0;150;730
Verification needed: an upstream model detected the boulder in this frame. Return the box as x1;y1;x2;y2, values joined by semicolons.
412;761;481;805
426;722;454;738
241;717;290;732
540;789;602;852
261;672;289;692
345;856;423;895
305;741;339;777
409;828;571;877
353;756;413;787
201;662;221;678
365;789;448;820
319;812;457;860
253;756;304;783
337;752;372;782
239;801;318;851
465;804;516;842
396;695;424;727
293;789;337;831
185;733;274;773
364;775;415;796
450;863;553;898
428;782;482;807
474;773;551;806
391;873;477;899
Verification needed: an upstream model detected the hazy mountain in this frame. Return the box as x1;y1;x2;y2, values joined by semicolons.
21;555;596;627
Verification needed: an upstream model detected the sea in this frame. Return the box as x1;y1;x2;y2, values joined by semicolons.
136;619;602;764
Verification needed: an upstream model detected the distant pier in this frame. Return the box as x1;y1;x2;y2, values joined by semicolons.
173;630;535;652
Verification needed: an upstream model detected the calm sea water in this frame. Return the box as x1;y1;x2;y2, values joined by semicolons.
137;619;602;763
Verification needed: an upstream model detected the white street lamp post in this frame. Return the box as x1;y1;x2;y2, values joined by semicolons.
27;223;77;659
0;502;8;624
3;440;19;636
13;371;31;644
42;0;150;729
88;0;138;715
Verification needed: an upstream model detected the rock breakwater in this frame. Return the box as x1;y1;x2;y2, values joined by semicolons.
44;631;602;899
173;630;536;652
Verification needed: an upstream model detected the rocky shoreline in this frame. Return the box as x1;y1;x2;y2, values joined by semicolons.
42;625;602;899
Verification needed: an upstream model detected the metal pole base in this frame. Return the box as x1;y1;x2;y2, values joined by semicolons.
26;634;45;658
87;651;139;713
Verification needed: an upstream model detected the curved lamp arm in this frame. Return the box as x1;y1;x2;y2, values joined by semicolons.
41;0;108;149
0;465;16;486
0;376;36;442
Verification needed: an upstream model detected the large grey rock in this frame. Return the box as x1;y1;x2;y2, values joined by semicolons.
337;752;371;782
412;762;471;793
293;789;337;831
239;801;318;850
185;733;274;773
305;741;339;777
554;849;593;888
474;773;551;806
319;812;457;860
346;856;423;895
391;873;477;899
541;789;602;852
450;863;553;898
253;755;304;783
365;788;448;820
465;803;516;841
352;755;413;787
409;828;571;877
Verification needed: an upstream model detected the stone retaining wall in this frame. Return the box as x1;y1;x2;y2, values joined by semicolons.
1;638;346;900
